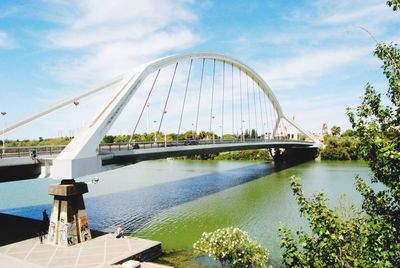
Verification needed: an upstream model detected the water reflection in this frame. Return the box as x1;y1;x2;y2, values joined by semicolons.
1;162;276;234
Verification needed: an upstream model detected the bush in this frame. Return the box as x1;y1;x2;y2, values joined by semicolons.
320;135;360;160
193;227;269;267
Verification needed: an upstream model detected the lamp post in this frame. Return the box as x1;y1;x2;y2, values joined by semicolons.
212;116;215;144
163;110;167;148
146;103;150;133
72;100;80;137
241;120;245;142
153;120;157;144
263;123;267;141
1;112;6;155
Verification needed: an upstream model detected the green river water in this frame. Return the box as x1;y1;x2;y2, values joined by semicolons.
132;160;370;266
0;159;370;266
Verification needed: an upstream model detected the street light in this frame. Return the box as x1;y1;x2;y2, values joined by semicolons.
153;120;157;143
72;100;80;137
241;120;245;142
1;112;6;155
263;123;267;141
146;103;150;133
163;110;167;148
212;116;215;144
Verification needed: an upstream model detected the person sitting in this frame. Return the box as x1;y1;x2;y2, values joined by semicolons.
116;226;125;238
30;150;38;160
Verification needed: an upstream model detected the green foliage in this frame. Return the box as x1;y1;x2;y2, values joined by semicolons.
320;134;360;160
330;125;341;136
175;149;272;161
279;3;400;266
341;129;356;137
279;176;397;267
154;249;201;268
223;133;237;140
387;0;400;11
101;135;115;144
214;149;272;161
6;137;72;147
346;41;400;265
193;227;269;268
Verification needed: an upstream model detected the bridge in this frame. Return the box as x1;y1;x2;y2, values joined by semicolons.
1;52;319;182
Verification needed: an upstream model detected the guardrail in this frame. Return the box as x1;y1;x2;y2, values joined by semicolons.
0;145;67;159
97;138;312;153
0;138;313;158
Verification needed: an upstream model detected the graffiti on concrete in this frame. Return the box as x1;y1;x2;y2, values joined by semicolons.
59;218;67;247
48;221;56;243
67;218;78;245
79;215;91;241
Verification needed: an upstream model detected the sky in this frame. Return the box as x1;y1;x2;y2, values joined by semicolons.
0;0;399;139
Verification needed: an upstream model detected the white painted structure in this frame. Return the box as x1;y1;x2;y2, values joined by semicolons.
3;52;319;179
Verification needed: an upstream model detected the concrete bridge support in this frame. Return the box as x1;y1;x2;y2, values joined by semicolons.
47;180;92;247
271;147;319;164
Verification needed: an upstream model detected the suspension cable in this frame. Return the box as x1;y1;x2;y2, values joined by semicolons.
157;62;178;134
177;59;193;141
231;64;234;138
252;79;258;140
246;74;251;140
272;104;279;139
267;97;274;140
129;69;161;143
262;89;270;139
209;59;216;134
195;58;205;137
221;61;225;140
257;83;265;141
239;68;243;141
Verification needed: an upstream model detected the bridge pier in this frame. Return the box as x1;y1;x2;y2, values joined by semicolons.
271;147;319;165
47;179;92;247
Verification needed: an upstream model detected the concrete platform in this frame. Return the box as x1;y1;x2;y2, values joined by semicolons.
0;234;166;267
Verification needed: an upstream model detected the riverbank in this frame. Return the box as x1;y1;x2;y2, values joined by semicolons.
173;149;273;161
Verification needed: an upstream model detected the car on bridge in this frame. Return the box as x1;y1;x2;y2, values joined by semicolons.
184;139;199;145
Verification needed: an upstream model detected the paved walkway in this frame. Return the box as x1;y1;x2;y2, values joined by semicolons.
0;234;168;268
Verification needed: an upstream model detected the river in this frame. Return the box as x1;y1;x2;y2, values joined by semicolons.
0;159;370;266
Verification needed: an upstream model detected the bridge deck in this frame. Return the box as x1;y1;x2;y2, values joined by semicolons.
0;140;316;181
101;140;315;165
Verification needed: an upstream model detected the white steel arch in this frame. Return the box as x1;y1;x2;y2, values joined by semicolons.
42;52;317;179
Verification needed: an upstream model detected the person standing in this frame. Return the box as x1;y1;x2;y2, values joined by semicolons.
42;209;49;232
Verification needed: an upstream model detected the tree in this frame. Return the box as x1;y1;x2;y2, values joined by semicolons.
279;3;400;266
193;227;269;267
341;129;356;137
330;125;341;136
346;41;400;263
387;0;400;11
320;134;360;160
101;135;115;144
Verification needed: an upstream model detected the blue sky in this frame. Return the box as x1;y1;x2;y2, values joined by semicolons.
0;0;399;139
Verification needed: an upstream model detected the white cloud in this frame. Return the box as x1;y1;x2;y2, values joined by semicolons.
0;31;14;48
259;47;369;90
317;1;398;27
44;0;201;85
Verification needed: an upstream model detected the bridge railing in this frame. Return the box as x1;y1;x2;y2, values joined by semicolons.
97;139;253;153
0;145;67;159
97;138;307;153
0;137;312;158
